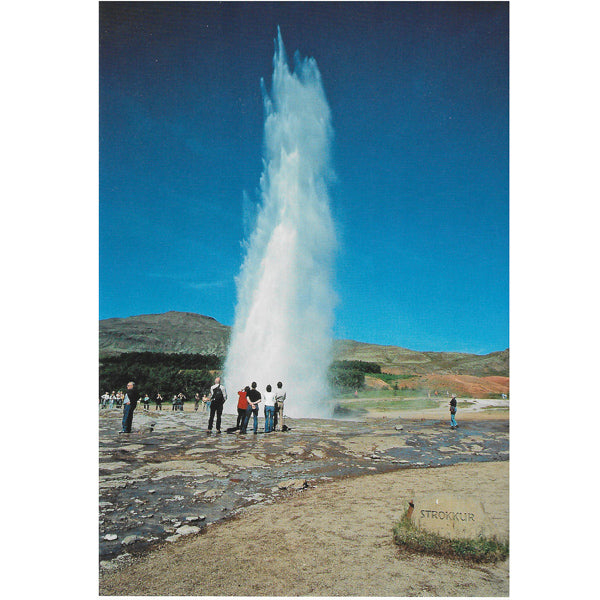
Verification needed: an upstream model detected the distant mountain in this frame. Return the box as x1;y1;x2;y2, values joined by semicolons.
100;311;230;357
100;311;508;377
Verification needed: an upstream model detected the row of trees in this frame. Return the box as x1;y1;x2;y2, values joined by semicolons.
327;360;381;392
99;353;379;399
99;353;222;400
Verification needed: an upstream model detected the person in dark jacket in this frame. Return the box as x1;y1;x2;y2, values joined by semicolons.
241;382;261;434
207;377;227;433
120;381;140;434
449;395;458;429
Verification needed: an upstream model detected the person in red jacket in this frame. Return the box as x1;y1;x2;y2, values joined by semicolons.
236;386;250;430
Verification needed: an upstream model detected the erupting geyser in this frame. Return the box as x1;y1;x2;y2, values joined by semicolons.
223;29;337;418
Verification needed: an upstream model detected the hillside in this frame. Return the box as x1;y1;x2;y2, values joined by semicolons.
99;311;230;357
100;311;508;380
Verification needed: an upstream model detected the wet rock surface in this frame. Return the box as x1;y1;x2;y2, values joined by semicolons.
99;409;508;566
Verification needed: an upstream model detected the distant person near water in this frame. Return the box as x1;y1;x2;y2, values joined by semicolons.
207;377;227;433
143;394;150;410
274;381;286;431
263;384;276;433
155;393;163;410
194;393;201;411
450;395;458;429
120;381;140;434
241;382;261;434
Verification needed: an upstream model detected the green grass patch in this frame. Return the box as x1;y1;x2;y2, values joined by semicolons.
393;508;509;563
369;373;417;384
337;398;440;411
338;388;424;400
457;401;474;408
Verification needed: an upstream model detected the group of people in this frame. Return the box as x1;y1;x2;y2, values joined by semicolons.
113;377;288;435
234;381;286;434
204;378;287;435
100;391;126;409
101;391;210;412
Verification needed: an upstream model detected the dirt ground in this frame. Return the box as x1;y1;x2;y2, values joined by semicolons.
99;460;509;597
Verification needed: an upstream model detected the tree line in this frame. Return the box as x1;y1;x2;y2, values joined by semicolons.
99;353;381;399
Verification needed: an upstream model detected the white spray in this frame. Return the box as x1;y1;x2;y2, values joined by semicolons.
224;29;337;418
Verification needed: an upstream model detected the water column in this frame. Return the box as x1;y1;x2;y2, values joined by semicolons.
224;29;337;418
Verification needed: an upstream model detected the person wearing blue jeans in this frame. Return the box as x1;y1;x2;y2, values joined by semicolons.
120;381;140;434
449;395;458;429
263;384;276;432
242;381;261;434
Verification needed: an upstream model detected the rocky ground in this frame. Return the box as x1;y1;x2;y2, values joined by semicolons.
99;402;509;596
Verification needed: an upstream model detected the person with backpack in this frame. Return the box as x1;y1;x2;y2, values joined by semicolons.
449;395;458;429
207;377;227;433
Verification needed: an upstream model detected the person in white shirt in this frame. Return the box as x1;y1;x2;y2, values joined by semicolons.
274;381;286;431
263;384;276;433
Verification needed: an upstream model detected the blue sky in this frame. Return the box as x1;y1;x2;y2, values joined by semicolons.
100;1;508;354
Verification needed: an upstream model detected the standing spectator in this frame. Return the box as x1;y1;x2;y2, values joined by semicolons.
155;393;163;410
241;382;261;435
101;391;110;408
194;393;201;412
202;394;210;412
207;377;227;433
449;395;458;429
116;391;124;408
263;384;276;433
171;394;178;411
236;386;250;430
120;381;140;434
143;394;150;410
178;393;187;411
109;391;116;409
274;381;287;431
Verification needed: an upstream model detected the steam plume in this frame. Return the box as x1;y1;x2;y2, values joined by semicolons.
223;29;337;418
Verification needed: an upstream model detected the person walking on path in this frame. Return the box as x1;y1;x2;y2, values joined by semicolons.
449;395;458;429
194;393;201;411
274;381;286;431
263;384;276;433
236;386;250;430
207;377;227;433
120;381;140;434
241;382;261;434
